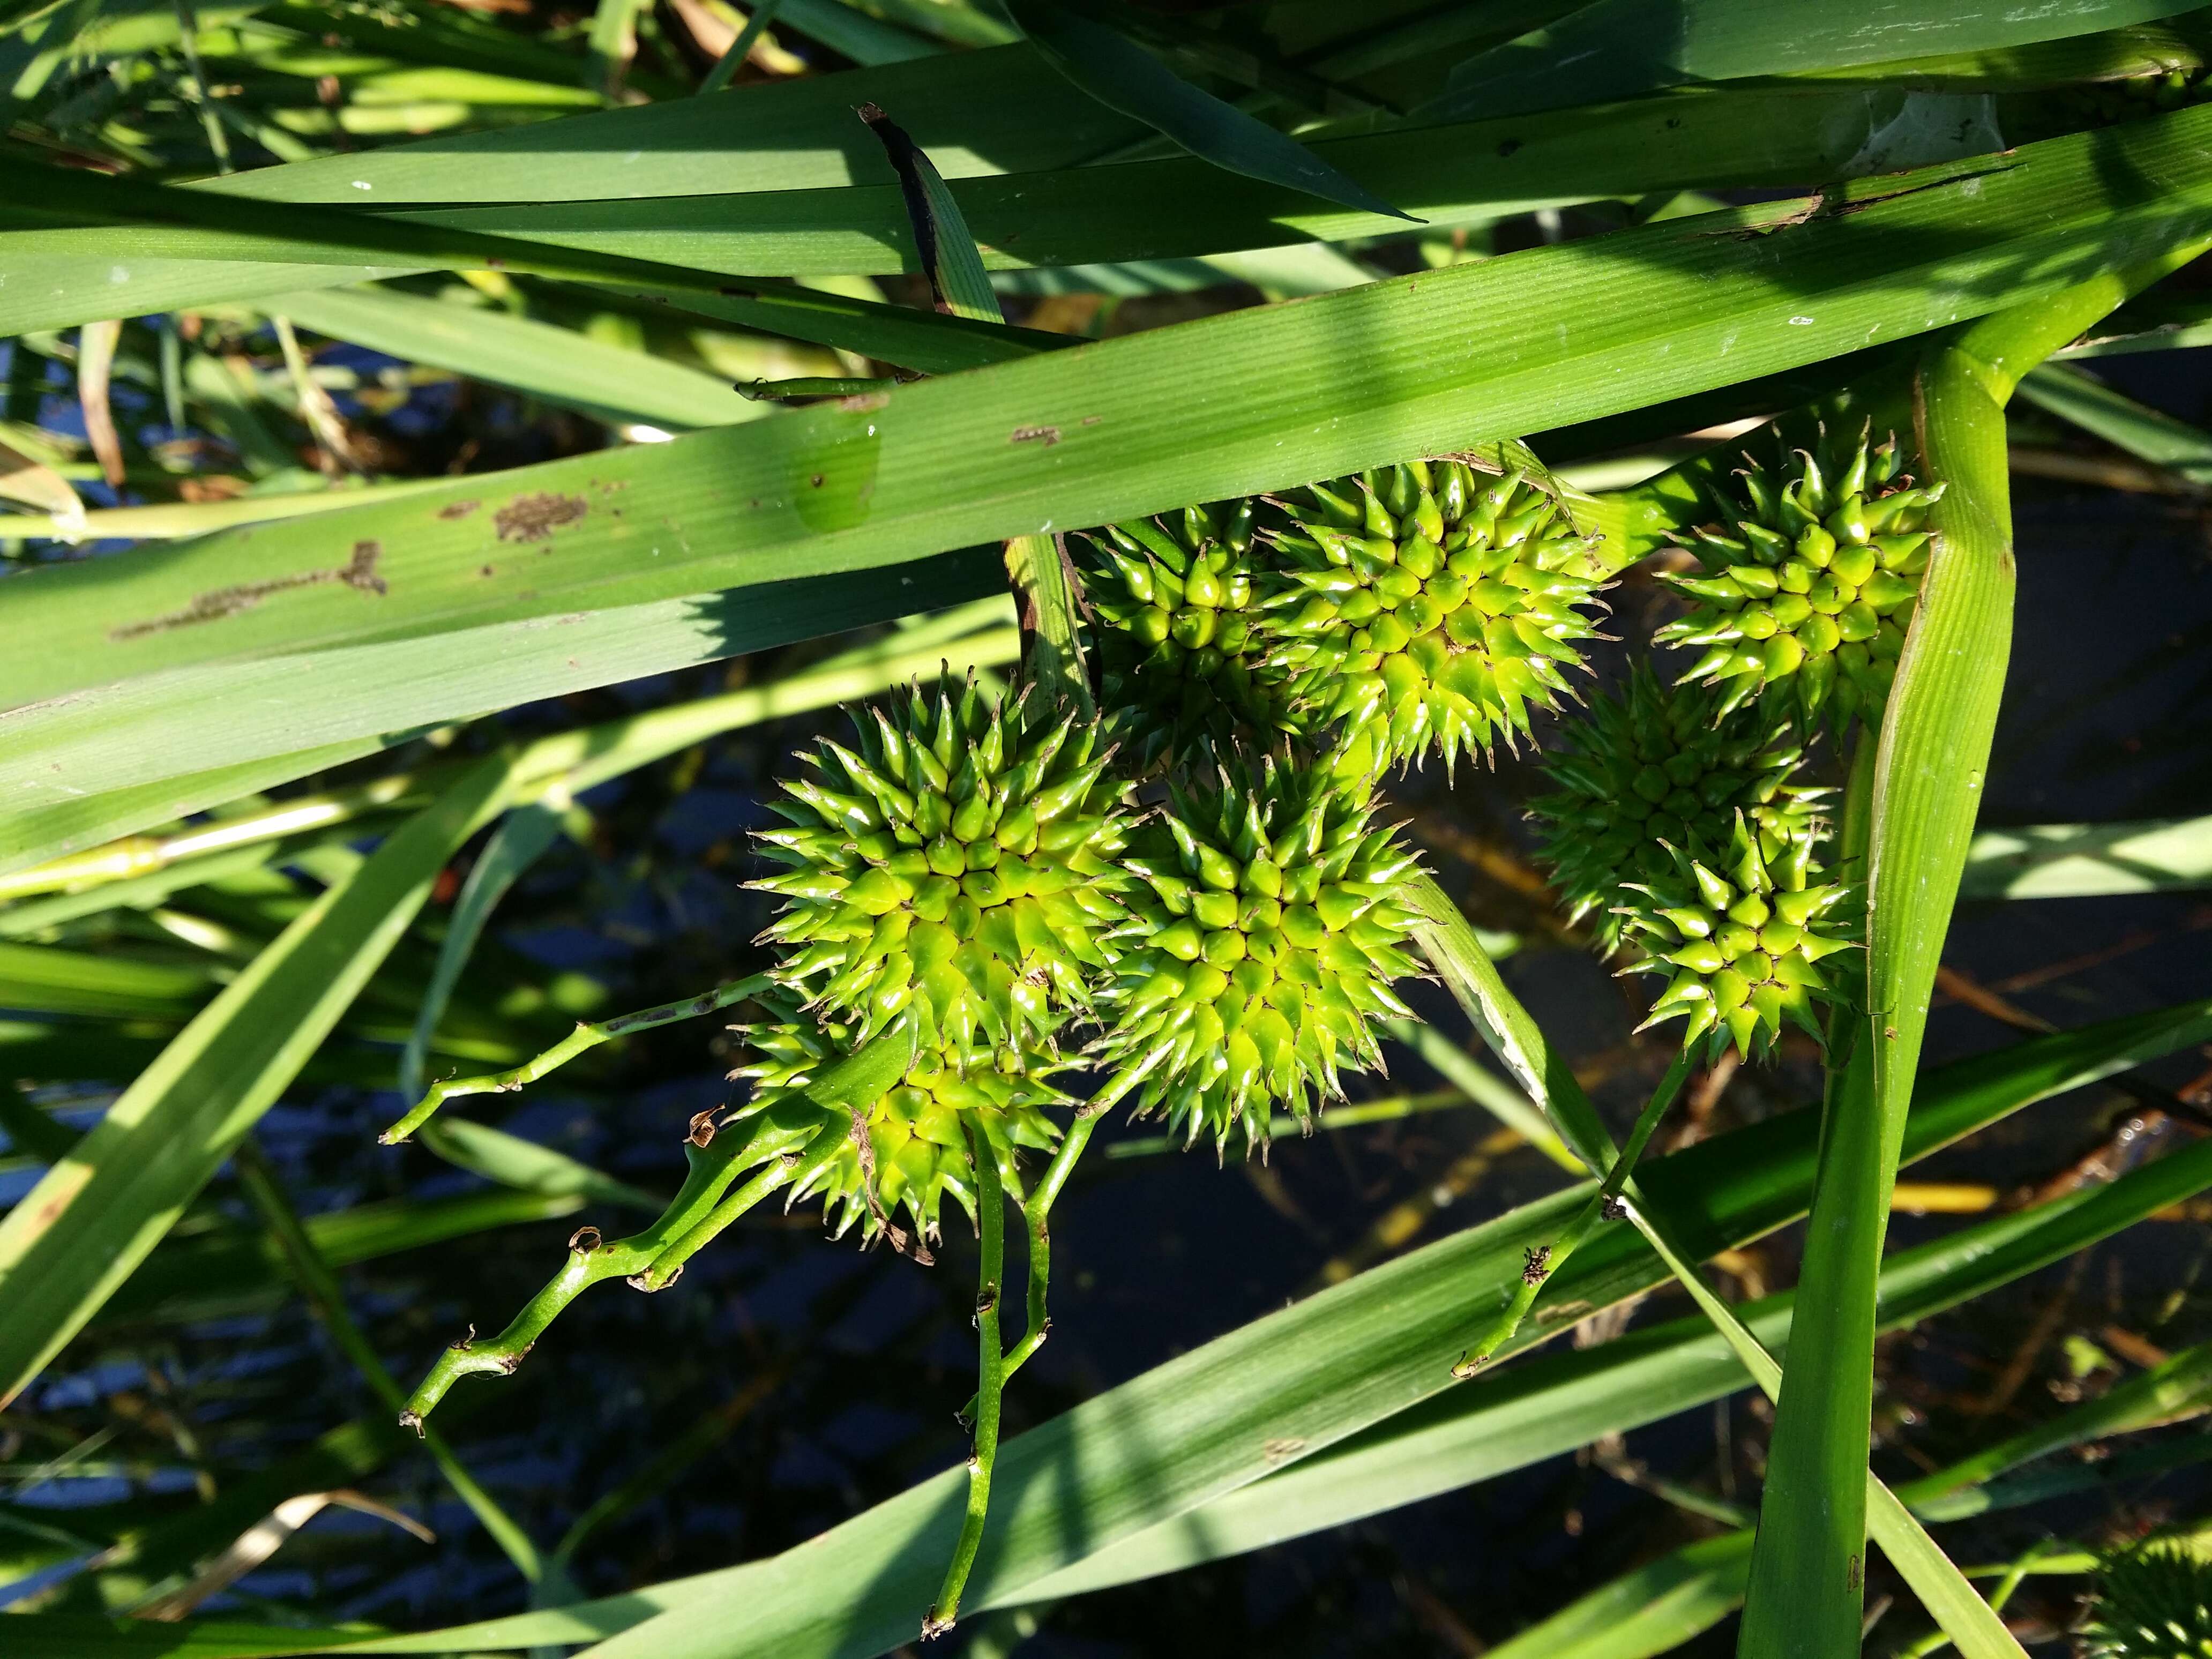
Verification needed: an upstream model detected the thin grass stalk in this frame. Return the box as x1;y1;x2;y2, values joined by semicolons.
1611;1202;2026;1658
232;1142;544;1583
700;0;786;94
1450;1046;1693;1377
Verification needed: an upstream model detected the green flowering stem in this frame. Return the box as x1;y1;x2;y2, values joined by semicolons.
1449;1045;1694;1379
1000;1111;1089;1394
398;1025;915;1426
380;976;774;1144
965;1051;1162;1418
925;1115;1008;1640
631;1116;847;1292
398;1109;791;1427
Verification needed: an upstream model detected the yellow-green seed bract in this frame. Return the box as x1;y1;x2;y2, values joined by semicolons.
752;675;1132;1053
1261;458;1604;774
1074;499;1295;767
1620;814;1852;1062
1096;759;1423;1150
1530;666;1826;950
729;1011;1064;1244
1655;427;1939;733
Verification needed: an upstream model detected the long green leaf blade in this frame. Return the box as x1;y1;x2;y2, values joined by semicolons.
0;549;1013;870
16;108;2212;712
1429;0;2207;122
1004;1;1410;221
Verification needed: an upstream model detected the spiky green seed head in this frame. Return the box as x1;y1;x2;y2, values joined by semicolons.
1074;499;1296;767
1654;427;1940;734
2036;66;2207;140
1259;458;1604;775
1620;814;1852;1062
1530;666;1826;949
2082;1538;2212;1658
753;674;1133;1053
730;1011;1065;1245
1096;758;1423;1151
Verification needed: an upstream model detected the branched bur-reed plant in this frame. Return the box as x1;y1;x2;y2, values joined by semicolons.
386;438;1889;1635
386;667;1431;1635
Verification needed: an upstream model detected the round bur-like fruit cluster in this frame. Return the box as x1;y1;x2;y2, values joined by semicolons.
1531;666;1825;948
1655;429;1940;731
753;676;1131;1053
1263;459;1604;774
1075;500;1290;766
2080;1541;2212;1659
731;1012;1064;1244
1098;761;1422;1150
1621;816;1851;1062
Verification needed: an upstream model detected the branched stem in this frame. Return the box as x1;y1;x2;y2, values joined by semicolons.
925;1116;1008;1640
395;1021;914;1428
633;1116;847;1291
397;1107;817;1426
382;976;771;1143
1451;1046;1695;1379
961;1053;1155;1417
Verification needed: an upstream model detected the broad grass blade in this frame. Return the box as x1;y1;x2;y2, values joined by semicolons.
3;83;2022;317
2016;360;2212;485
18;108;2212;712
272;286;760;432
1733;233;2212;1649
1428;0;2207;122
0;549;1014;875
1961;816;2212;898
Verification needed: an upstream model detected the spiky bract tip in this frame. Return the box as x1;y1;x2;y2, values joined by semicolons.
1620;814;1851;1063
1097;758;1422;1151
1530;666;1826;950
2081;1537;2212;1659
1260;458;1604;776
752;674;1132;1053
1655;426;1938;735
730;1011;1065;1244
1074;499;1297;769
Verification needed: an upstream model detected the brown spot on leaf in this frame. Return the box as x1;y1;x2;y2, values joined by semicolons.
1010;424;1060;447
495;491;588;544
437;499;480;520
110;541;385;640
1262;1438;1306;1465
